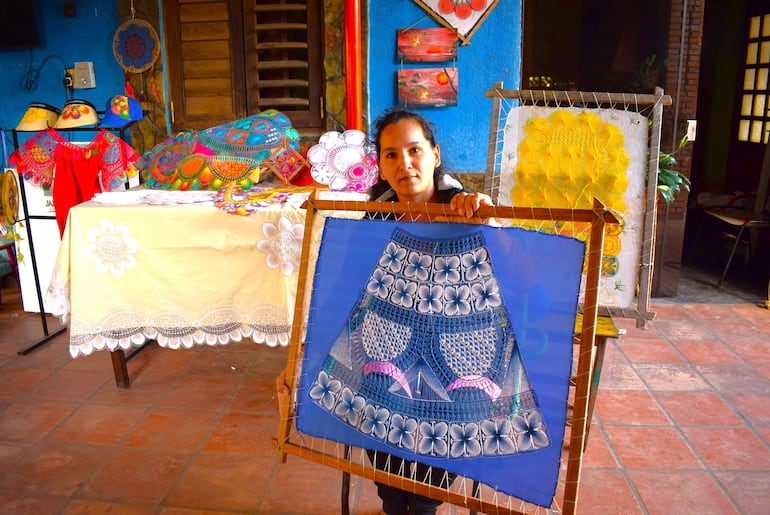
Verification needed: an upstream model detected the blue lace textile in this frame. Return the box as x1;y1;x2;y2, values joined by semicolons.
308;228;549;458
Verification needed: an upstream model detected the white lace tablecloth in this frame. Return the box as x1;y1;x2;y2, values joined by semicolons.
45;199;308;357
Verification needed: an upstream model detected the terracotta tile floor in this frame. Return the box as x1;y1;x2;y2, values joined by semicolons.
1;267;769;514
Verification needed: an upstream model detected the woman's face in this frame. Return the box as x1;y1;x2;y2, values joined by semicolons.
377;118;440;203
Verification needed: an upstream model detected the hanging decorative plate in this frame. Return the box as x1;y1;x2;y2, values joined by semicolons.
1;169;20;226
307;130;378;192
112;18;161;74
412;0;500;45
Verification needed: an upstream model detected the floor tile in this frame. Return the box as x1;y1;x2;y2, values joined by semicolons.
726;341;770;364
633;363;710;391
595;391;669;425
228;377;281;414
27;368;111;402
596;362;646;391
573;469;643;514
655;391;743;426
0;400;78;441
50;404;148;446
0;494;69;514
185;344;260;377
0;367;53;399
628;470;738;515
715;470;770;515
604;426;701;469
89;372;177;407
722;393;770;427
201;412;278;455
696;364;770;395
581;428;619;468
80;448;190;503
156;375;241;411
617;338;684;363
122;408;220;451
0;441;111;497
259;458;350;514
700;320;770;343
165;454;274;512
683;427;770;469
126;344;198;377
671;341;743;364
649;319;715;342
61;499;158;514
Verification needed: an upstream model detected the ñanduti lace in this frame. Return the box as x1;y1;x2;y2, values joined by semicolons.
308;228;550;458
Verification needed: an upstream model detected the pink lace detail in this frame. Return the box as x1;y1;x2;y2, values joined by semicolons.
445;375;502;401
363;361;413;399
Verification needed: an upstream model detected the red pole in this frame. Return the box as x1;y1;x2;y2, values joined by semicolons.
344;0;363;130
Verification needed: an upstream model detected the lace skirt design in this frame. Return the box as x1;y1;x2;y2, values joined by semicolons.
308;228;550;459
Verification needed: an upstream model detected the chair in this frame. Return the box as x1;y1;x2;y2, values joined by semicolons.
0;238;20;304
695;142;770;288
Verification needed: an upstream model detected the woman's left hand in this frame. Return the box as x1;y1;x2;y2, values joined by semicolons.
441;192;502;226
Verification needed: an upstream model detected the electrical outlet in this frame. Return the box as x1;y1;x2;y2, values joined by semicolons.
63;69;74;89
73;61;96;89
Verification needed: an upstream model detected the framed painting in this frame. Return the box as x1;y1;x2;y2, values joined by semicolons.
397;27;458;62
398;68;458;108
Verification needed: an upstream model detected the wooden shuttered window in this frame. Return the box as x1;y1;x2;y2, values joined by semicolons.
163;0;323;132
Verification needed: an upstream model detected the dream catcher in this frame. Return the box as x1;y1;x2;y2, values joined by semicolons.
1;170;20;238
112;0;161;101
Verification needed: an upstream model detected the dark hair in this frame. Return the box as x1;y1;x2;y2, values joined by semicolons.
372;107;438;158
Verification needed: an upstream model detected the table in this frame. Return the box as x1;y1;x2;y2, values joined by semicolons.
45;192;618;396
45;192;307;386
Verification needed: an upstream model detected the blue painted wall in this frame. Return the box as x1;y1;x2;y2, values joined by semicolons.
0;0;123;162
368;0;522;173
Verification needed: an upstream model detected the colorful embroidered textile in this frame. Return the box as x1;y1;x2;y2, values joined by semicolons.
308;228;547;455
497;106;648;308
8;129;62;187
49;131;140;236
296;218;585;507
137;111;299;190
214;184;313;215
8;128;138;190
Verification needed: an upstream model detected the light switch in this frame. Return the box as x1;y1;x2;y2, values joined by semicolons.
73;61;96;89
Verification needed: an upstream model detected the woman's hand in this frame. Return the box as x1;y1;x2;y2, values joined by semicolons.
441;192;502;226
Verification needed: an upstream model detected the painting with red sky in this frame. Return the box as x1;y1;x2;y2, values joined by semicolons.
398;68;458;107
397;28;458;62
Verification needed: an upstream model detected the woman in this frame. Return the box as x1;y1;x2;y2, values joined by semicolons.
369;108;494;221
277;108;495;515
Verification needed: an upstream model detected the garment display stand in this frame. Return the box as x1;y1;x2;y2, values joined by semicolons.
10;123;133;355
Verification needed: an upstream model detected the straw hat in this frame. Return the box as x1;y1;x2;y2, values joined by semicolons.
55;99;99;129
15;102;60;131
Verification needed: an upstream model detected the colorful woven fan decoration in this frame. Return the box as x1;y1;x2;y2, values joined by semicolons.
307;130;378;192
137;110;300;190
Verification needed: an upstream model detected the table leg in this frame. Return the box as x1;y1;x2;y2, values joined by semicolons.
110;349;130;388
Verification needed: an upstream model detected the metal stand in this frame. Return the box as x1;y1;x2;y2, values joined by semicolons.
9;124;133;354
13;167;66;355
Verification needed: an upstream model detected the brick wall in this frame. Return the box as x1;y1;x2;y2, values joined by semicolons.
653;0;706;296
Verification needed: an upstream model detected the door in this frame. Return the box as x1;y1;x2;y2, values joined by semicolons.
163;0;324;132
727;3;770;193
